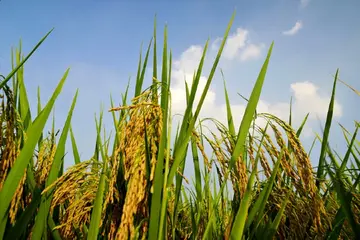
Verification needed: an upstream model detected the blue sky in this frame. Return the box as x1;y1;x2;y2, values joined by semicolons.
0;0;359;176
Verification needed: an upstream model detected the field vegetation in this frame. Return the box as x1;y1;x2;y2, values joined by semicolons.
0;12;359;239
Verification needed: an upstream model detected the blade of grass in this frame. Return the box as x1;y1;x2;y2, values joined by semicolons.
316;69;339;189
87;114;108;240
339;126;358;173
31;90;78;239
191;133;202;202
249;145;285;235
47;217;62;240
70;126;81;164
0;29;54;89
264;189;291;239
152;15;158;101
230;41;274;170
338;78;360;96
4;188;42;240
326;207;346;240
148;23;169;240
230;148;266;239
135;39;153;97
158;66;173;240
167;11;236;188
326;146;360;238
37;86;43;148
0;69;69;233
16;49;32;132
222;69;236;139
296;113;309;137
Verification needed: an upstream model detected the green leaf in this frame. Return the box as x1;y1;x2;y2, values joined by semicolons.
70;126;81;164
158;50;173;240
0;29;54;90
0;69;69;233
316;69;338;189
152;15;158;100
148;23;169;240
16;51;32;132
37;86;43;148
339;126;358;173
296;113;309;137
87;113;109;240
230;149;262;239
222;69;236;139
31;89;78;239
191;133;202;202
326;146;360;238
265;189;291;239
167;10;236;188
230;41;274;170
326;207;346;240
135;39;153;97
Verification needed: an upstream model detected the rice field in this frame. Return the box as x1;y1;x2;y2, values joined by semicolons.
0;12;359;240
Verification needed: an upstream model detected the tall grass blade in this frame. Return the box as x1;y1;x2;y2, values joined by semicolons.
70;126;81;164
152;15;158;101
148;23;169;240
222;69;236;139
339;78;360;96
230;42;274;170
37;86;43;148
339;126;358;173
265;189;291;239
88;113;108;239
4;189;42;240
167;11;235;187
296;113;309;137
316;69;338;189
31;90;78;239
135;39;152;97
230;149;266;239
0;69;69;232
326;146;360;238
0;29;54;89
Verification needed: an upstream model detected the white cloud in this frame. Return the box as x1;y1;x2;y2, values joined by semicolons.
169;28;342;143
170;28;344;182
240;43;265;61
223;28;248;59
212;28;263;61
282;21;303;36
300;0;310;8
290;81;342;119
170;45;216;116
211;38;222;51
173;45;204;74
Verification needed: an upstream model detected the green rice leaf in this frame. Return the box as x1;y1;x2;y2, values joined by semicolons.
87;113;108;240
4;188;42;240
70;126;81;164
230;41;274;170
16;52;32;132
0;29;53;90
135;39;153;97
222;69;236;139
31;89;78;239
316;69;338;189
167;11;235;187
326;146;360;238
265;189;290;239
148;23;169;240
0;69;69;232
296;113;309;137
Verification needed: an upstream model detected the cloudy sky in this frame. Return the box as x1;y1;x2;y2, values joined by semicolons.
0;0;359;175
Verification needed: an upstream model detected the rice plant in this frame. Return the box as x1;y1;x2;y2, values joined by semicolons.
0;11;359;239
